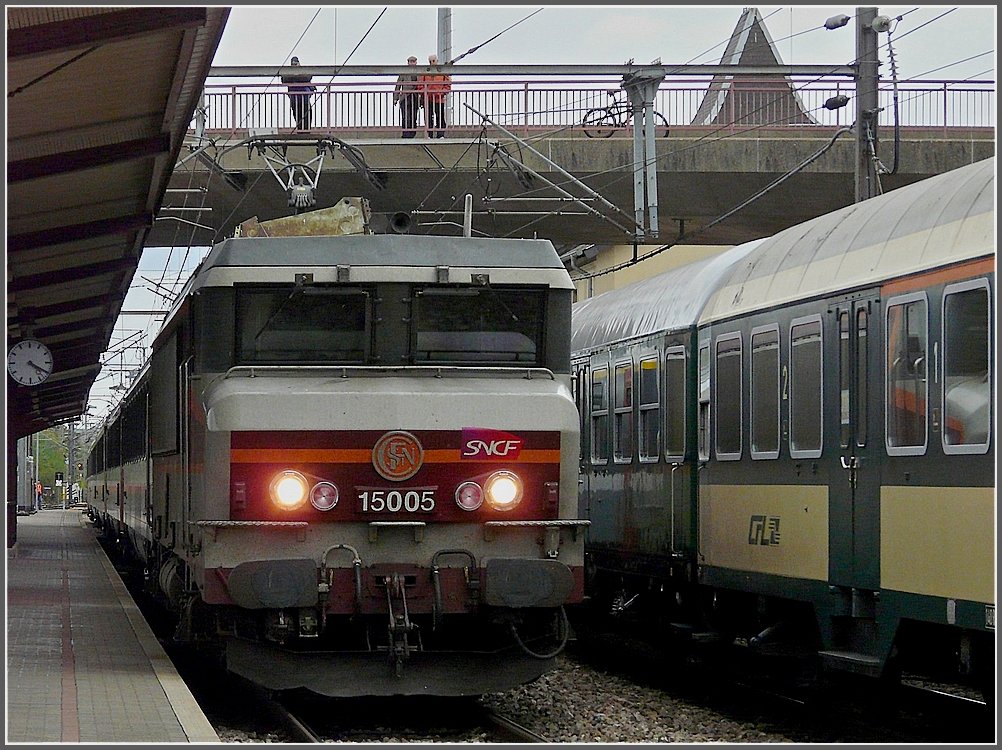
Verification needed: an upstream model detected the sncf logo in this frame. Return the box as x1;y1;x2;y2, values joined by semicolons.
461;428;524;460
373;431;424;481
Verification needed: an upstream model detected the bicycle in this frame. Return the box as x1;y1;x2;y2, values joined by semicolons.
581;89;670;138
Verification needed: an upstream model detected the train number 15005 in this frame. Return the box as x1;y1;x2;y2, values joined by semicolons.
359;489;436;513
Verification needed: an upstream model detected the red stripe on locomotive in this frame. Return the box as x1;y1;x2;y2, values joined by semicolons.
228;429;563;522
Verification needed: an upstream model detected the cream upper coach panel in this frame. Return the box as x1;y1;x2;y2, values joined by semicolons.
700;157;995;325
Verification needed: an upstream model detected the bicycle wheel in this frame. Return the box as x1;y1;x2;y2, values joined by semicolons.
582;108;618;138
636;110;670;137
651;110;670;137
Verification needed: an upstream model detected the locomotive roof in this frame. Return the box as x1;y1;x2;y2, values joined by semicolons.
700;156;995;324
570;239;764;353
200;234;567;272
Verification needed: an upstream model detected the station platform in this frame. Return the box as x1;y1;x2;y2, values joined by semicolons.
6;508;218;743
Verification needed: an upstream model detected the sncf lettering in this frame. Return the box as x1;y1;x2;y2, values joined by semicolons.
459;428;525;460
463;439;522;457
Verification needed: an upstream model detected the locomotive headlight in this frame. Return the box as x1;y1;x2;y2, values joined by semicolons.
270;470;309;511
483;470;522;511
455;481;484;511
310;482;339;511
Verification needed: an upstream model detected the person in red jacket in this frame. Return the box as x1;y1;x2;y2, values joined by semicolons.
419;54;451;138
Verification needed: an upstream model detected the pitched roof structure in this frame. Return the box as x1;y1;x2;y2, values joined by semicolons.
691;7;816;126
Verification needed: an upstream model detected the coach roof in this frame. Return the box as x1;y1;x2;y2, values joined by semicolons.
571;239;763;353
700;156;995;325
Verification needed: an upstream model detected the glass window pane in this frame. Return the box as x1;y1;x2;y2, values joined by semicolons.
715;336;742;456
790;320;822;454
886;300;927;449
751;329;779;456
639;357;659;460
614;363;633;460
591;368;609;461
698;345;710;460
237;287;368;364
415;288;542;364
943;286;990;447
856;309;868;446
665;350;686;457
839;312;850;448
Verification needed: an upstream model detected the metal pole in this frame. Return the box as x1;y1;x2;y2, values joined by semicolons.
437;8;453;129
855;7;880;202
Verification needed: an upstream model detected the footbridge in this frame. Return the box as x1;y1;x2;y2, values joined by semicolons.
152;65;994;250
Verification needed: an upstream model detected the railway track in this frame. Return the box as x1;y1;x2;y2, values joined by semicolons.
268;694;547;743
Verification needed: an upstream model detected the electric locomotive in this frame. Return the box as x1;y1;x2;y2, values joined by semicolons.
85;227;587;696
572;157;995;695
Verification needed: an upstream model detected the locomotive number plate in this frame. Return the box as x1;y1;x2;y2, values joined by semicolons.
358;488;436;513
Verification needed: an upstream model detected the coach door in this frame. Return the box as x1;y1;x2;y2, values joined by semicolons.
828;293;880;591
571;359;590;518
180;357;192;553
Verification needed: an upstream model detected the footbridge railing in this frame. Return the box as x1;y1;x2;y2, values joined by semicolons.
191;77;995;138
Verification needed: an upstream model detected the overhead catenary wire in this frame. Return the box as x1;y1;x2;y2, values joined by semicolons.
492;7;983;241
447;8;544;65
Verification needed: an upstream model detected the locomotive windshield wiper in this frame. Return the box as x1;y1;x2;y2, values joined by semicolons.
252;288;303;342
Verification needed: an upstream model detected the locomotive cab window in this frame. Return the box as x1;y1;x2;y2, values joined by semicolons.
613;360;634;462
942;279;991;454
714;333;742;460
789;316;823;459
638;356;659;462
413;287;543;365
886;293;928;455
236;286;370;364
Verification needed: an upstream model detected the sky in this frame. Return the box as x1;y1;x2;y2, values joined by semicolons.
211;5;996;80
85;4;997;418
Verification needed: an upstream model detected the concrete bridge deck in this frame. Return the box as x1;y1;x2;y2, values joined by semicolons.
151;124;994;249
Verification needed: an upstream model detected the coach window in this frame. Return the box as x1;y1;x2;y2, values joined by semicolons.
886;293;928;455
613;361;634;462
664;347;686;459
591;367;609;463
697;344;710;461
750;326;780;459
942;280;990;454
789;316;823;459
714;333;742;460
638;356;660;462
855;308;869;447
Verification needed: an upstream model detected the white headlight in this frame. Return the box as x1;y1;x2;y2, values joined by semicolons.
484;470;522;511
455;481;484;511
270;470;309;511
310;481;339;511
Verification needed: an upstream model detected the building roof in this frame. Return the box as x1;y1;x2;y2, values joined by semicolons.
7;7;230;438
691;7;815;126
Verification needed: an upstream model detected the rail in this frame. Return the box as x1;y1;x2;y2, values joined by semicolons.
191;77;995;138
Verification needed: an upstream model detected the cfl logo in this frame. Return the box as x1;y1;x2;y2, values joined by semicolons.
748;515;781;546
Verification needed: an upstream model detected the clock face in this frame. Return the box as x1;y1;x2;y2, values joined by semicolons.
7;339;53;386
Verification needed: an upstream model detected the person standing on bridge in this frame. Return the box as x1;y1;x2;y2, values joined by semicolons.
282;56;317;132
419;54;451;138
393;55;422;138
